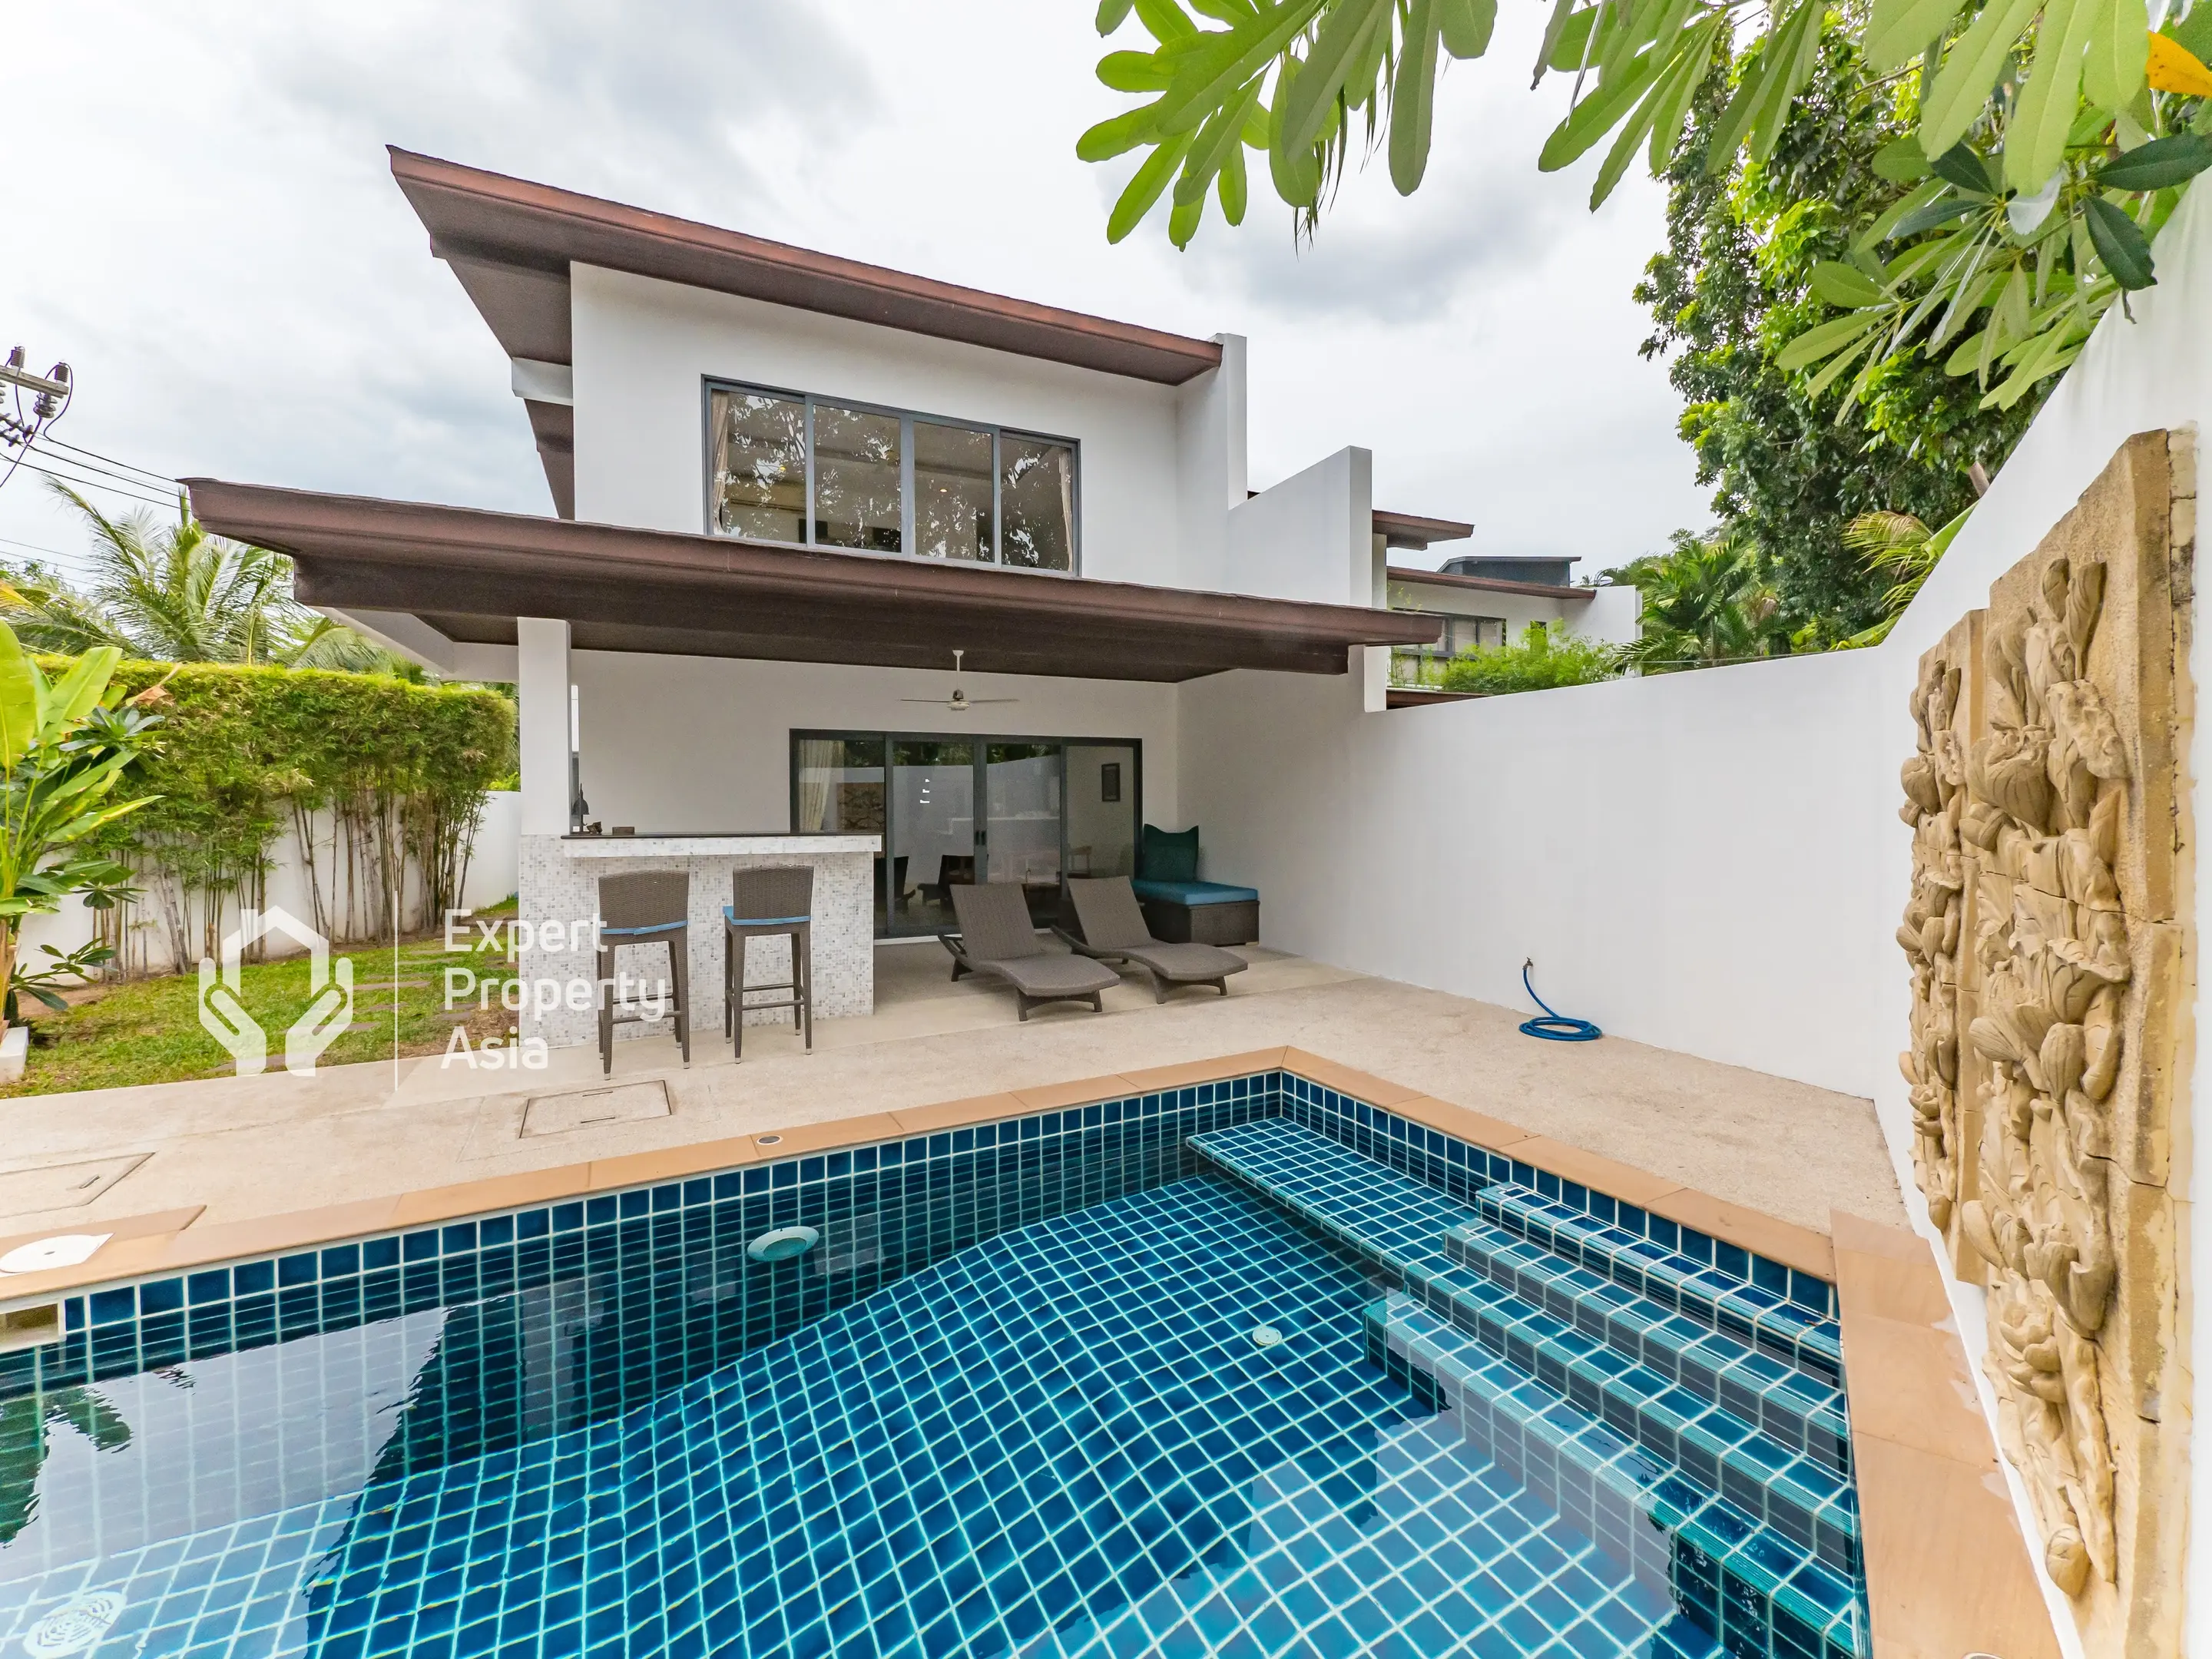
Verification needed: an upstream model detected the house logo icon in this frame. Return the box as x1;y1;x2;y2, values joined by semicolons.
197;906;354;1076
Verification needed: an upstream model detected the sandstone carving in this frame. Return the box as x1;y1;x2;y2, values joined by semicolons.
1899;429;2193;1657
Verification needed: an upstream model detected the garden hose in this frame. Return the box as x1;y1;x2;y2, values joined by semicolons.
1519;959;1601;1042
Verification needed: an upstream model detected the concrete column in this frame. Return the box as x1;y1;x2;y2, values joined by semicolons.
516;618;572;837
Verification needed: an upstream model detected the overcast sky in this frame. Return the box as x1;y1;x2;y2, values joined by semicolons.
1;1;1712;583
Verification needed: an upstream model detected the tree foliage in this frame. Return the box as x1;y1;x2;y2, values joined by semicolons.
1078;0;2212;422
1637;25;2038;635
5;481;413;673
1609;530;1796;669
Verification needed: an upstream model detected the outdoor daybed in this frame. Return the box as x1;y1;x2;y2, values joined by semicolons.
1131;824;1260;945
942;881;1121;1020
1058;876;1249;1002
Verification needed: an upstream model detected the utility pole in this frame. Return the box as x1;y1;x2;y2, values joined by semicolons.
1;343;74;492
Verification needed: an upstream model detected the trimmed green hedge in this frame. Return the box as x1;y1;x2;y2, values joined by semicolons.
55;660;515;965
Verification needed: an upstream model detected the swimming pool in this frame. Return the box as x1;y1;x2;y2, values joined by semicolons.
0;1072;1866;1657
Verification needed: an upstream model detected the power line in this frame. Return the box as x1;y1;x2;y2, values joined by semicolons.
28;440;180;502
9;455;177;512
35;435;177;488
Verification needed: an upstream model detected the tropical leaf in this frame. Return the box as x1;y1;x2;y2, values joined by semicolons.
2084;194;2157;285
1922;0;2043;158
1777;308;1885;371
1866;0;1969;72
1810;260;1889;305
1439;0;1496;57
2095;131;2212;189
1108;131;1196;241
1098;0;1139;31
2081;0;2150;110
2147;32;2212;95
2005;0;2097;193
1280;0;1395;154
1391;0;1443;193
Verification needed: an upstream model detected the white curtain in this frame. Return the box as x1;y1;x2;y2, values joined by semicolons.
796;740;839;832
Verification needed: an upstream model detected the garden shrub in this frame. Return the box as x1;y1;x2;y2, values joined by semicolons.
51;659;515;969
1436;623;1623;696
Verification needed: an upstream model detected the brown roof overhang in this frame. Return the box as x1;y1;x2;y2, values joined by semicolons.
389;147;1224;386
1386;564;1595;601
187;479;1442;682
1372;508;1474;551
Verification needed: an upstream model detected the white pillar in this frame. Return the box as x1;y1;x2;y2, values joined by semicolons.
516;618;572;838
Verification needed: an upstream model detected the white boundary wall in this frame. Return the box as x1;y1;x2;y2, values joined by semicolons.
18;791;522;975
1181;179;2212;1653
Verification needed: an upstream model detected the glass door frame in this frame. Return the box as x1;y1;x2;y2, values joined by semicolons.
791;728;1144;939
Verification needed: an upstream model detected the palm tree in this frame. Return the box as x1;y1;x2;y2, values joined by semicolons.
5;481;413;671
1834;507;1971;647
1613;531;1792;674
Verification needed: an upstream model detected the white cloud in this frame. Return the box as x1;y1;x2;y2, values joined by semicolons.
0;0;1708;575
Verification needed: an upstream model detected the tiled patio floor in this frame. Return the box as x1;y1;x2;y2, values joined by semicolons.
0;942;1905;1240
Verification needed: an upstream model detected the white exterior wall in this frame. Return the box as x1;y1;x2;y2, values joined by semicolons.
568;265;1243;593
1567;584;1642;645
1177;649;1880;1093
1178;177;2212;1653
1224;448;1374;607
567;651;1178;836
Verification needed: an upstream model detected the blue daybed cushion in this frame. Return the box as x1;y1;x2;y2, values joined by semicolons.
1138;823;1200;882
1133;879;1259;906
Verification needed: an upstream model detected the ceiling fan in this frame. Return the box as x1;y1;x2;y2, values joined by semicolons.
901;649;1017;715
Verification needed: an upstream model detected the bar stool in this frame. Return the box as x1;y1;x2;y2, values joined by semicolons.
596;871;691;1076
725;866;813;1060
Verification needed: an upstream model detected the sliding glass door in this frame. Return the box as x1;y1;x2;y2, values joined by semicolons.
793;731;1140;937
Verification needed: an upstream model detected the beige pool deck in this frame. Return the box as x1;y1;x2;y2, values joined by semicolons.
0;940;1904;1247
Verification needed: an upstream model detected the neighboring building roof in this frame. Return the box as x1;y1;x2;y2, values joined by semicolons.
1372;508;1474;551
388;147;1226;384
187;478;1442;683
1385;565;1597;601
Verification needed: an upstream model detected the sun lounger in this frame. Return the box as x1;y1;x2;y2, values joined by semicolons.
1058;876;1250;1003
942;882;1120;1021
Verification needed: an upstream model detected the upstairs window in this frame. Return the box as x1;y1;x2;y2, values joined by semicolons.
708;382;1077;572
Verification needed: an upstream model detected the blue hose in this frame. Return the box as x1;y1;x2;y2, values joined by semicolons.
1519;959;1601;1042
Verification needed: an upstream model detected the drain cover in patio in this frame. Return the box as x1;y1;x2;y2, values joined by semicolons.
520;1079;672;1137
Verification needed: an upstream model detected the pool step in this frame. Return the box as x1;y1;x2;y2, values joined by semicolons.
1443;1215;1853;1475
1369;1294;1867;1659
1187;1121;1858;1578
1475;1184;1845;1385
1412;1251;1859;1575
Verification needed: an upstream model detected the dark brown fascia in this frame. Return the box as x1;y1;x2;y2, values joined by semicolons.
187;479;1442;680
1372;508;1475;551
520;401;575;520
1386;565;1596;601
389;147;1224;386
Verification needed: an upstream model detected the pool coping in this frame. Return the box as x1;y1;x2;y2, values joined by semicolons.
0;1045;2056;1657
1828;1210;2061;1659
0;1047;1833;1304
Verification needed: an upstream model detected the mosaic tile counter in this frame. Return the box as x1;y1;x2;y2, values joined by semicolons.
515;833;879;1048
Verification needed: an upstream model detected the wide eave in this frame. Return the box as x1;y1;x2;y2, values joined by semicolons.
187;479;1442;682
389;147;1224;386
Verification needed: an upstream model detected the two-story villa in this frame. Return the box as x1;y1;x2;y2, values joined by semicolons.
184;148;1628;1047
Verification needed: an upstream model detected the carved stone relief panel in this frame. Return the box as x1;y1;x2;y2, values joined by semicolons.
1899;429;2194;1658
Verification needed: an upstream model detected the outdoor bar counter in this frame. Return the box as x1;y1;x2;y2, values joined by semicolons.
515;833;881;1051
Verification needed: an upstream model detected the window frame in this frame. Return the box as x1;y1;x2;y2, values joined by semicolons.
703;377;1081;575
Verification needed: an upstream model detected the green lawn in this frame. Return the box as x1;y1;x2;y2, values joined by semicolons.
4;919;523;1098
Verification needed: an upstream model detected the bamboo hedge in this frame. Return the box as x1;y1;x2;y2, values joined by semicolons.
49;660;516;971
